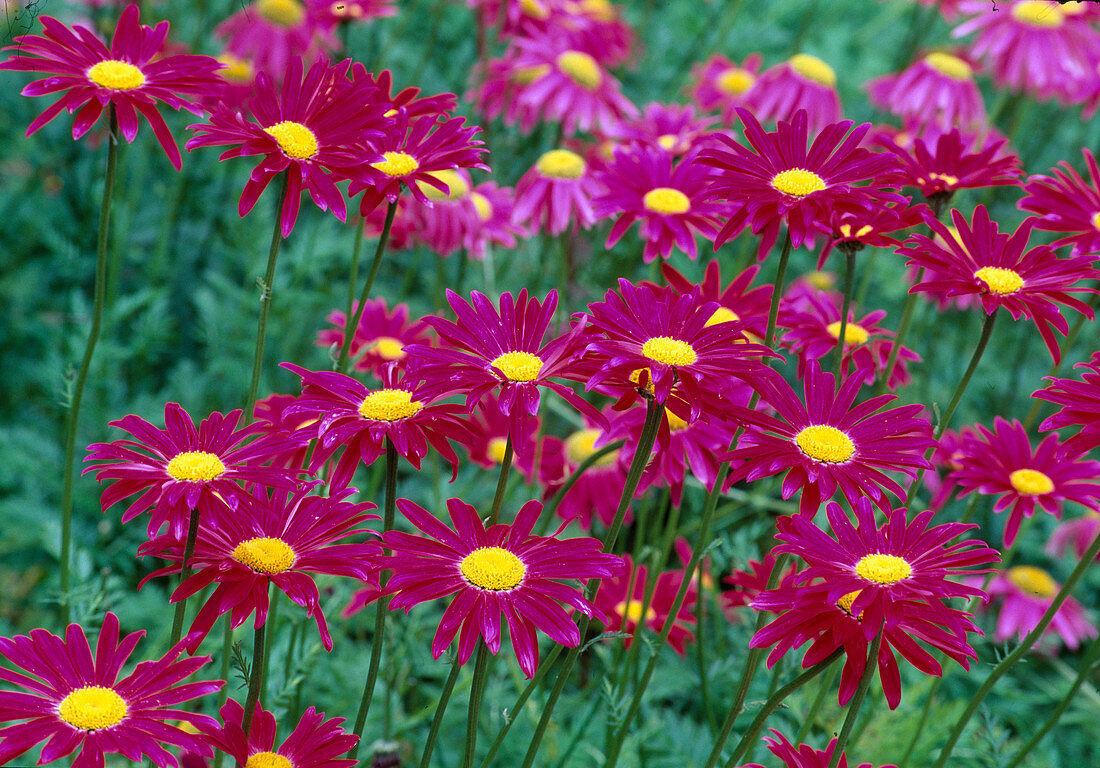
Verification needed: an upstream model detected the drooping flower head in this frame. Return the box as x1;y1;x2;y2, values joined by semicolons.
981;566;1097;652
1019;148;1100;256
316;297;430;375
866;50;985;133
201;698;357;768
0;4;223;169
744;53;843;133
1034;352;1100;456
593;554;697;655
513;147;603;235
688;53;762;125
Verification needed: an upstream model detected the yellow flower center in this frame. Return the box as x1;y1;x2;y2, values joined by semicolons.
471;192;493;221
641;336;697;366
628;367;655;393
58;686;128;730
855;553;913;584
705;306;741;326
788;53;836;87
557;50;602;90
1009;468;1055;495
643;187;691;215
491;351;544;381
1091;212;1100;232
372;151;420;177
423;169;470;201
974;266;1024;295
717;66;755;96
514;64;550;85
519;0;550;19
826;321;869;346
166;451;226;482
928;171;960;187
87;60;145;91
666;411;690;431
246;752;294;768
487;437;509;464
565;428;619;466
575;0;614;21
263;120;318;160
838;223;874;239
218;53;254;83
232;537;296;574
806;270;835;290
1007;565;1058;598
257;0;305;25
772;168;827;197
459;546;526;591
656;134;678;151
358;389;424;421
536;149;586;179
372;336;405;360
1011;0;1063;27
615;598;656;624
794;425;856;464
924;52;972;80
836;590;862;616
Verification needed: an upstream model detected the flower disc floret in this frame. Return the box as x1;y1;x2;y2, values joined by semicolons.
855;553;912;584
459;546;526;590
556;50;602;89
974;266;1024;294
232;536;296;574
358;389;424;421
58;686;128;730
826;321;869;345
263;120;318;159
423;168;471;201
166;450;226;481
1011;0;1063;26
771;167;827;196
536;149;586;179
245;753;293;768
643;187;691;214
925;52;973;80
794;425;855;463
788;53;836;86
87;60;145;90
641;336;698;366
565;428;619;466
491;351;544;381
257;0;305;26
717;67;754;95
1009;468;1055;495
1007;565;1058;597
373;151;420;177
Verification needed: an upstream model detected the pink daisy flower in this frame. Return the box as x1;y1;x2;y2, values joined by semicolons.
316;297;430;376
538;417;630;530
594;554;697;656
252;393;321;470
214;0;336;80
0;612;221;768
512;147;602;235
1046;511;1100;560
201;698;357;768
1019;148;1100;256
350;65;457;119
469;50;545;135
465;392;538;482
816;199;926;269
662;260;773;344
378;497;623;677
0;4;223;169
603;102;719;157
865;50;985;133
405;168;481;257
923;426;976;510
738;730;892;768
744;54;843;134
720;554;799;618
876;128;1021;204
688;53;762;125
465;181;527;259
983;566;1097;652
1034;352;1100;456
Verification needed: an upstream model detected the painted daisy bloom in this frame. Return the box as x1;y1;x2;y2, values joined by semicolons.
688;53;762;125
662;261;773;344
592;146;726;262
1047;511;1100;560
1019;148;1100;256
724;362;934;516
187;57;390;237
470;51;545;135
201;699;357;768
139;482;379;651
281;362;472;488
214;0;336;80
603;102;719;157
816;199;926;269
350;66;457;119
465;392;538;482
898;205;1100;362
513;147;602;235
1034;352;1100;456
866;50;985;133
316;297;430;375
720;554;800;618
700;109;902;259
539;417;630;530
378;497;623;677
406;168;481;257
83;403;303;538
949;417;1100;546
982;566;1097;652
465;181;527;259
0;4;222;169
0;612;221;768
252;393;321;471
737;730;893;768
593;555;697;655
744;53;843;134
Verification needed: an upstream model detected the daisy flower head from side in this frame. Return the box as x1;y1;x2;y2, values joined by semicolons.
513;145;603;235
1034;352;1100;456
743;53;843;133
201;698;358;768
1019;147;1100;256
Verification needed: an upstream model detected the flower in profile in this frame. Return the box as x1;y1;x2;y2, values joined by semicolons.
737;730;890;768
539;416;629;530
720;554;799;618
662;260;773;344
593;146;726;262
187;57;390;237
201;699;357;768
513;146;603;235
1047;511;1100;560
594;555;697;655
139;482;379;651
604;102;719;156
406;168;481;256
316;297;430;375
744;53;843;133
215;0;336;79
1034;352;1100;456
816;200;926;269
0;612;221;768
465;181;527;259
949;417;1100;546
982;566;1097;652
465;392;538;482
378;497;623;677
84;403;302;538
0;5;223;169
1019;148;1100;256
688;53;762;125
866;50;985;133
897;205;1100;362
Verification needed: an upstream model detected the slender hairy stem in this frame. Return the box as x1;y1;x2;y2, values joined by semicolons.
168;508;201;647
488;437;513;526
244;172;289;419
463;643;491;768
834;248;857;380
419;659;463;768
478;644;563;768
262;590;279;699
59;106;119;627
827;631;883;768
241;618;268;735
338;201;397;374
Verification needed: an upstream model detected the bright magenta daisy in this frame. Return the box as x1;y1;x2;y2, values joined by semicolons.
724;362;934;515
866;50;985;133
816;199;926;269
201;699;357;768
743;53;843;133
738;730;893;768
604;102;719;157
897;205;1100;362
316;297;430;375
513;147;602;235
0;612;222;768
252;393;321;471
949;417;1100;546
83;402;303;538
139;482;379;651
465;392;538;482
1019;148;1100;256
720;554;799;618
350;65;457;119
0;4;223;169
593;554;697;656
214;0;336;79
377;497;623;677
1034;352;1100;456
662;260;773;344
465;180;527;259
688;53;762;125
982;566;1097;652
538;416;630;531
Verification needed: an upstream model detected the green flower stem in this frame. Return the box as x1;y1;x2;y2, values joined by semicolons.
877;288;920;399
535;440;625;535
723;649;844;768
477;644;564;768
59;106;120;628
827;631;883;768
350;440;399;758
167;508;201;647
931;526;1100;768
855;248;879;309
1024;287;1100;429
488;436;513;526
898;675;941;765
337;201;398;374
338;217;364;362
419;658;463;768
241;615;268;735
764;232;793;349
833;248;857;380
794;660;840;745
463;643;492;768
262;590;279;699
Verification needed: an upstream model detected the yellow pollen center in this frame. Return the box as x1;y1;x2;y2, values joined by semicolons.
656;134;678;151
256;0;305;25
788;53;836;87
643;187;691;215
358;389;423;421
491;351;544;381
839;223;874;239
557;50;602;90
536;149;586;179
459;546;526;590
806;270;835;290
218;53;253;83
372;336;405;360
515;64;550;85
705;306;741;326
717;67;754;96
928;171;960;187
836;590;862;616
57;686;128;730
423;169;470;201
615;599;656;624
1007;565;1058;598
974;266;1024;295
794;425;856;463
577;0;614;21
771;168;827;197
641;336;697;366
232;537;296;574
487;437;509;464
519;0;550;19
372;151;420;177
245;752;294;768
471;192;493;221
166;451;226;482
666;411;690;431
855;553;913;584
87;60;145;90
1011;0;1063;26
826;321;869;346
924;52;972;80
1091;212;1100;232
263;120;318;160
1009;468;1055;495
565;428;619;466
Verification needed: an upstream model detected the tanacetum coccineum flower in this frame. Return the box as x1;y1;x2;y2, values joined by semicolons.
688;53;761;125
0;612;222;768
378;497;623;677
744;53;842;133
594;554;697;655
1034;352;1100;456
0;4;222;169
662;260;772;344
513;147;602;235
981;566;1097;652
316;297;430;375
539;416;629;531
876;128;1021;204
201;699;358;768
215;0;336;80
866;50;985;133
1019;148;1100;256
737;730;892;768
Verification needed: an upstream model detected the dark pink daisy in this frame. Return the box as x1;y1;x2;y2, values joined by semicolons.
1046;511;1100;560
1035;352;1100;456
405;168;481;257
214;0;336;80
1019;148;1100;256
538;415;630;531
513;147;602;235
688;53;762;126
316;297;430;376
252;393;321;471
465;392;538;482
662;260;773;344
603;102;719;157
816;199;926;269
866;50;985;133
743;54;843;133
0;5;222;169
0;612;221;768
981;566;1097;652
465;181;527;259
738;730;893;768
201;698;357;768
593;554;697;656
377;497;623;677
720;554;800;618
